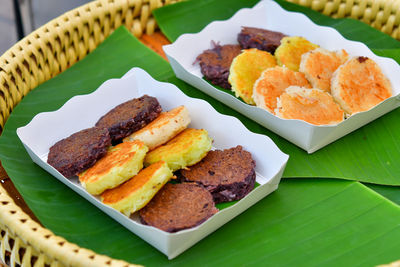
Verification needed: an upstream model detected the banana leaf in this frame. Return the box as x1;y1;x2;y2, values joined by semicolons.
153;0;400;185
1;26;400;266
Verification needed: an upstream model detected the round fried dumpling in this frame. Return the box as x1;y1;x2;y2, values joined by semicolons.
331;56;392;115
253;66;311;113
275;86;344;125
300;48;348;93
275;36;319;71
228;48;277;104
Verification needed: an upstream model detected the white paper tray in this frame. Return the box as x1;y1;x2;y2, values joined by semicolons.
16;68;289;259
163;0;400;153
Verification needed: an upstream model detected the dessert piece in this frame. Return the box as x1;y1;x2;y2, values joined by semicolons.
275;86;345;125
96;95;162;142
144;128;212;171
79;140;148;195
228;48;277;104
331;56;393;114
196;43;242;89
275;36;319;71
237;26;286;54
101;161;173;216
180;146;256;203
47;127;111;178
139;183;218;232
123;106;191;150
299;48;348;93
253;66;311;113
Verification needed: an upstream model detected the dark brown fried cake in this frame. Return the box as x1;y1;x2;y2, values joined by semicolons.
196;43;242;89
180;146;256;203
238;27;286;54
47;127;111;178
139;183;218;233
96;95;162;141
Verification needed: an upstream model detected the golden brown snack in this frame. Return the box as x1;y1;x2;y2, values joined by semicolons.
144;128;212;171
101;161;173;216
79;140;148;195
300;48;348;93
275;86;344;125
331;56;392;114
253;66;311;113
123;106;191;150
275;36;319;71
228;48;277;104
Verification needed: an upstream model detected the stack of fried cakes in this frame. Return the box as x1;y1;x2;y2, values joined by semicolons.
196;27;393;125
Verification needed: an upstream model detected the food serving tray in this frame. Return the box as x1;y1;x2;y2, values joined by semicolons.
163;0;400;153
16;68;288;259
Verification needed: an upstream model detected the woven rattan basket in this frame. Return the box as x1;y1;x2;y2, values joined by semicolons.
0;0;399;266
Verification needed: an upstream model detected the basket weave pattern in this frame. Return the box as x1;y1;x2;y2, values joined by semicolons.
0;0;399;266
287;0;400;40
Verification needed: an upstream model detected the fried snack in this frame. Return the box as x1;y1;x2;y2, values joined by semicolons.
237;26;286;54
275;36;319;71
228;48;277;104
331;56;393;114
253;66;311;113
79;140;148;195
275;86;344;125
123;106;191;150
139;183;218;232
144;128;212;171
96;95;162;141
196;43;242;89
300;48;348;93
47;127;111;178
101;161;173;216
180;146;256;203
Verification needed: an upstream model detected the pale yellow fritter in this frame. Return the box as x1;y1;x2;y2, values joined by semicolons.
228;48;277;104
123;106;191;150
101;161;173;216
253;66;311;113
144;128;212;171
331;56;393;115
299;48;348;93
275;36;319;71
275;86;344;125
79;140;148;195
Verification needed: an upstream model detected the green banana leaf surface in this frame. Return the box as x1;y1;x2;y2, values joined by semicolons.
0;0;400;265
153;0;400;186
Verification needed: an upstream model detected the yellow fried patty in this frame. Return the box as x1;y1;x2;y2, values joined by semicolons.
253;66;311;113
79;140;148;195
228;48;277;104
144;128;212;171
300;48;348;93
331;56;392;114
275;36;319;71
123;106;191;150
101;161;173;216
275;86;344;125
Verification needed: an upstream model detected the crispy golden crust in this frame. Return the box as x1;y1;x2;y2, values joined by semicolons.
275;36;319;71
101;161;173;216
144;128;212;171
228;48;277;104
253;66;311;113
275;86;344;125
123;106;191;150
299;48;348;93
331;56;393;114
79;140;148;195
